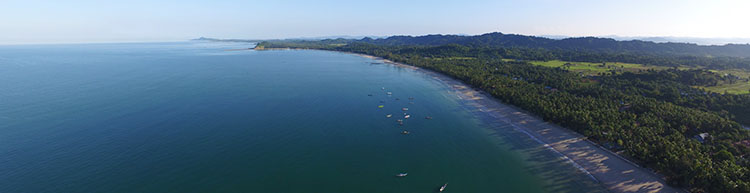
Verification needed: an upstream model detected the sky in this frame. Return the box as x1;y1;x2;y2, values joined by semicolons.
1;0;749;44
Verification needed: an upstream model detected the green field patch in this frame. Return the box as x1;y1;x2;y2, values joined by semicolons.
525;60;667;76
525;60;750;94
697;83;750;95
701;69;750;94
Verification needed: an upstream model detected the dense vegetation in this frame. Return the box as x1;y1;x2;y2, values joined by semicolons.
364;32;750;58
599;70;750;125
368;35;750;70
275;39;750;70
255;34;750;192
291;33;750;70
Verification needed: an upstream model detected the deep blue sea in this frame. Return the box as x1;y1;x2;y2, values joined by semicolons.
0;42;605;192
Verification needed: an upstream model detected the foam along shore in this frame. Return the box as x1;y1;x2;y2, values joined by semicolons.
356;53;684;193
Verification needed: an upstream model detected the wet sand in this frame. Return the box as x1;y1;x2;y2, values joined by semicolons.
358;53;684;193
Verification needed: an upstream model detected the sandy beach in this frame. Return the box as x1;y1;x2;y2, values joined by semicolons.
357;53;684;193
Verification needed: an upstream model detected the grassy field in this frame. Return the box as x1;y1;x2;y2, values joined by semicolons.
520;60;670;76
697;82;750;94
702;69;750;94
513;59;750;94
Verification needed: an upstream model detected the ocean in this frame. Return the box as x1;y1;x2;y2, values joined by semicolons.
0;42;605;192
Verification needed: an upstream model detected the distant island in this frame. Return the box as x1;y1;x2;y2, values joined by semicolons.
227;32;750;193
192;37;260;42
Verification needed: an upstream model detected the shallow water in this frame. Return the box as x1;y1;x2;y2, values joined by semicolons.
0;42;605;193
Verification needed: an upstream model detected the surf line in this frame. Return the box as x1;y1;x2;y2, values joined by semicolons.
506;120;599;183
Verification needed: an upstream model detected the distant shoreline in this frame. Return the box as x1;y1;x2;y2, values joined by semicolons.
337;50;684;193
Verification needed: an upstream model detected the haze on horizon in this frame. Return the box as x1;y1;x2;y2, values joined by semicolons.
1;0;749;45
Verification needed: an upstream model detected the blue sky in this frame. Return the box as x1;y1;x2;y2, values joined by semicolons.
1;0;748;44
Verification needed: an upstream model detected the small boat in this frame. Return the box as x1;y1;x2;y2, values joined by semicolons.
378;105;384;108
368;94;373;96
386;114;392;118
396;173;408;177
425;116;432;119
408;97;414;100
404;114;410;119
395;98;400;100
387;92;392;95
439;183;447;192
382;87;385;90
402;108;408;111
401;130;410;134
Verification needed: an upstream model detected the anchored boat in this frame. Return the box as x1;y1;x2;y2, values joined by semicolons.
439;183;447;192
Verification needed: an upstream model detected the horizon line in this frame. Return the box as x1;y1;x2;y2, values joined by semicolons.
4;32;750;46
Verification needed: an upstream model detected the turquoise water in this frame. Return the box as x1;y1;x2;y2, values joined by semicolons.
0;42;605;192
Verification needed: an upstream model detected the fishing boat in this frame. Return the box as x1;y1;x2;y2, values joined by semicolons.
404;114;410;119
396;173;408;177
386;114;392;118
401;130;410;134
387;92;392;95
378;105;384;108
425;116;432;119
439;183;447;192
402;107;408;111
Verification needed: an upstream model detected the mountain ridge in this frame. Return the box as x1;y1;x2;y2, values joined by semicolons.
359;32;750;58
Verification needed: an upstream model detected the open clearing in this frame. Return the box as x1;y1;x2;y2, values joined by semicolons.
517;59;750;94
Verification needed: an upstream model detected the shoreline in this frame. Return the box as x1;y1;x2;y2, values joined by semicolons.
346;51;683;193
